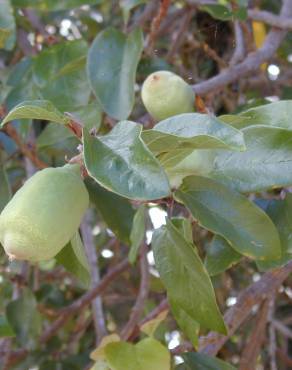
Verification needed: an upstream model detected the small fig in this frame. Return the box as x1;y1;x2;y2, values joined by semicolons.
141;70;195;121
0;164;89;262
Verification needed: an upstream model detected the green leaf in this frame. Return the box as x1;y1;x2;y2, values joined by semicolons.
140;309;168;337
87;27;143;120
6;288;42;349
83;121;171;201
33;40;90;111
55;232;90;288
142;113;245;156
205;235;242;276
171;217;193;243
221;101;292;130
0;157;11;212
152;221;226;334
120;0;147;24
179;352;236;370
69;103;102;131
129;204;146;263
105;338;170;370
175;176;281;261
0;0;16;50
257;195;292;270
169;298;199;348
86;179;135;244
201;4;233;20
1;100;67;127
0;315;15;337
211;126;292;192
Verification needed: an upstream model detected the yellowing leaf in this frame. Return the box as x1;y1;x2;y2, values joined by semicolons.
90;334;120;361
140;309;168;337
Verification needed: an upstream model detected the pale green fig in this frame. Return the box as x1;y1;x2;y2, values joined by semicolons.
0;164;89;262
141;70;195;121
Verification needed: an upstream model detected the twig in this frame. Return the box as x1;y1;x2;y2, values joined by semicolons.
198;260;292;356
239;299;270;370
268;298;277;370
40;258;130;344
192;0;292;95
230;21;245;65
129;0;157;32
272;319;292;340
81;210;107;345
248;9;292;30
120;245;150;340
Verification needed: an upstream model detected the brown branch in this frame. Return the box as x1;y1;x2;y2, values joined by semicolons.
120;245;150;340
2;123;48;169
40;258;130;344
198;260;292;356
192;0;292;96
239;299;270;370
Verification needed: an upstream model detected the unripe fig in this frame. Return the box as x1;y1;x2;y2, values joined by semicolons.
0;164;89;262
141;70;195;121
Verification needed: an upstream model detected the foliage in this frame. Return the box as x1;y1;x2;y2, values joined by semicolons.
0;0;292;369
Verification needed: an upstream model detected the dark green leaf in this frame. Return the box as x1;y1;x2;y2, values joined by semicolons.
1;100;67;127
0;156;11;212
211;126;292;192
120;0;147;24
69;103;102;131
83;121;170;200
205;236;242;276
87;27;143;120
179;352;236;370
86;179;135;244
129;205;146;263
201;5;233;20
152;221;226;334
175;176;281;261
0;315;15;337
171;217;193;243
6;288;42;349
55;232;90;288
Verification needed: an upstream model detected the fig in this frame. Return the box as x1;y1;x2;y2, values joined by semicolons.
0;164;89;262
141;70;195;121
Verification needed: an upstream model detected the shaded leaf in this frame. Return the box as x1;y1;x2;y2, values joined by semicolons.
86;178;135;244
0;315;15;337
178;352;236;370
152;220;226;334
171;217;193;243
0;0;15;50
175;176;281;261
87;27;143;120
129;204;146;263
120;0;147;24
55;232;90;288
200;4;233;20
6;288;41;349
83;121;170;200
0;157;11;212
205;235;242;276
12;0;103;11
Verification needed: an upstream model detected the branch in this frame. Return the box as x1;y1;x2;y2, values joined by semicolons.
81;210;107;345
230;20;245;65
248;9;292;30
121;245;150;340
40;258;130;343
192;0;292;95
198;260;292;356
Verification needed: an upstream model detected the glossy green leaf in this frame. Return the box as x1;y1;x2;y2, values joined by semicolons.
0;158;11;212
6;288;41;349
221;100;292;130
175;176;281;261
0;315;15;337
211;126;292;193
0;0;15;50
142;113;245;155
105;338;170;370
83;121;171;200
205;235;242;276
1;100;67;127
87;27;143;120
152;220;226;334
55;232;90;288
33;40;90;111
86;179;135;244
129;204;146;263
178;352;236;370
169;297;199;348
